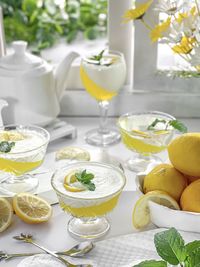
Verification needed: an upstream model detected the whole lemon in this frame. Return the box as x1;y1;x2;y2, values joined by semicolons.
180;179;200;212
143;163;187;201
168;133;200;177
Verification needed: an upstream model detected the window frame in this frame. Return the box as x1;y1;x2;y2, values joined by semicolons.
60;0;200;118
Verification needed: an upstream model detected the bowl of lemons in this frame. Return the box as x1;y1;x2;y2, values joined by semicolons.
134;133;200;233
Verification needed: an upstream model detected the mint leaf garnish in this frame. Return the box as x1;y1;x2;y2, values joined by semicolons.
0;141;15;153
186;241;200;256
147;118;187;133
133;260;167;267
75;169;96;191
184;247;200;267
168;120;188;133
154;228;187;265
136;228;200;267
147;119;166;130
90;49;105;63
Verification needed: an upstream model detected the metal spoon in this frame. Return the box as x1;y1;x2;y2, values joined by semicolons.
0;241;94;261
13;234;93;267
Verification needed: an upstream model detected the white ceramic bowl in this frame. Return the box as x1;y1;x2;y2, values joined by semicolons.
136;171;200;233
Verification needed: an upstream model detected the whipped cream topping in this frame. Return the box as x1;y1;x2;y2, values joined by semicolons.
52;163;125;199
0;129;46;154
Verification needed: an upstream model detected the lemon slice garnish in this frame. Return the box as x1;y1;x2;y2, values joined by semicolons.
13;193;52;224
64;171;86;193
132;190;180;229
131;129;150;138
154;130;170;135
0;198;13;232
0;132;9;141
0;131;25;141
56;146;90;161
8;132;25;141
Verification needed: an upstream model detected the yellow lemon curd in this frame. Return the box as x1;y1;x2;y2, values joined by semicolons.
0;158;43;175
52;162;126;218
80;53;126;101
60;193;121;217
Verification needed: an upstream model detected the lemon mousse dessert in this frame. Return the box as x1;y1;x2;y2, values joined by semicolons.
0;125;49;194
118;111;177;172
80;50;126;146
51;161;126;239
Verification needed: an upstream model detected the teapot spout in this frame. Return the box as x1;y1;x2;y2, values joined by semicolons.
54;51;79;101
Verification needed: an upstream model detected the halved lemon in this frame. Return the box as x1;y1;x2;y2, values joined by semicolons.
13;193;52;224
64;171;86;192
0;198;13;232
132;190;180;229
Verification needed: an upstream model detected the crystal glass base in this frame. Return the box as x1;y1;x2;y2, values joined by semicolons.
85;128;121;147
125;154;162;173
0;174;39;194
68;216;110;240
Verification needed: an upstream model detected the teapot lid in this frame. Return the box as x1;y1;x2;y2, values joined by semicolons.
0;41;42;71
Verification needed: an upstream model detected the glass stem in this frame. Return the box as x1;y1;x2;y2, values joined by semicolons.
98;100;109;134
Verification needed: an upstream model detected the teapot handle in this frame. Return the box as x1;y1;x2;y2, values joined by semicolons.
0;99;8;126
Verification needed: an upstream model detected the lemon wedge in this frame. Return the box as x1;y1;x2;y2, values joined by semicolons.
0;198;13;232
132;190;180;229
131;129;150;138
64;171;85;192
13;193;52;224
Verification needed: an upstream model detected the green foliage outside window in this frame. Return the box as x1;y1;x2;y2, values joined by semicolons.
0;0;107;53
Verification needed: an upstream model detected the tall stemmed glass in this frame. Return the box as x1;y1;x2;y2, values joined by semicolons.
80;50;126;147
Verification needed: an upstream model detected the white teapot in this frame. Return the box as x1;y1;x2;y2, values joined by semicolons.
0;41;79;126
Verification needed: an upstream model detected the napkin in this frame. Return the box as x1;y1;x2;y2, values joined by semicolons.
85;228;200;267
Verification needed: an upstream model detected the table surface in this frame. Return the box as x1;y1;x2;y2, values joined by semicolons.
1;117;200;267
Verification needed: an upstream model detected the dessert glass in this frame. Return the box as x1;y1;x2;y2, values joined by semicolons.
80;50;126;146
118;111;176;172
0;125;50;194
51;161;126;240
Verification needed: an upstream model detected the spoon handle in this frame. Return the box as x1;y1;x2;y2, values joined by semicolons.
29;240;76;267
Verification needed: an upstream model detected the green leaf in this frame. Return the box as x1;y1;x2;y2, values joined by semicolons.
186;241;200;256
185;247;200;267
147;119;166;130
84;27;99;40
22;0;37;15
66;29;78;43
0;141;15;153
75;170;96;191
169;120;188;133
85;182;95;191
133;260;167;267
154;228;187;265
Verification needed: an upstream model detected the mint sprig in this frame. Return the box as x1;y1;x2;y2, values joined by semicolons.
75;169;96;191
147;119;187;133
0;141;15;153
89;49;105;64
133;228;200;267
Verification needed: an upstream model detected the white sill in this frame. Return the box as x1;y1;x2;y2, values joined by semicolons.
60;89;200;118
